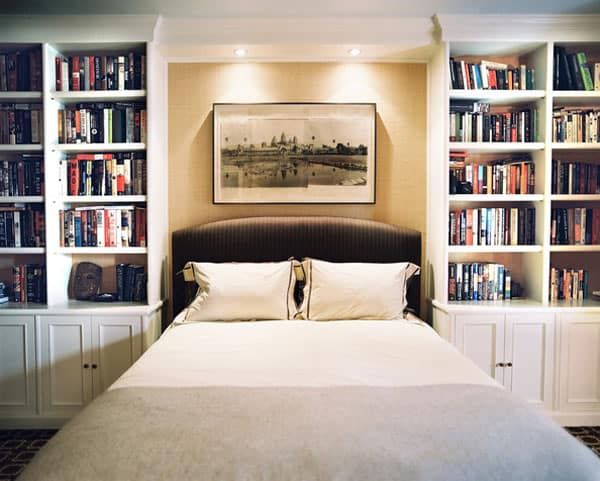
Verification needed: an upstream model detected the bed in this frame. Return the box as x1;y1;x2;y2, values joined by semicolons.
19;217;600;481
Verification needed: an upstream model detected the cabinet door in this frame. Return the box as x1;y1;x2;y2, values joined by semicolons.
39;316;93;417
505;313;554;409
0;316;36;417
91;316;141;396
558;313;600;412
455;314;505;383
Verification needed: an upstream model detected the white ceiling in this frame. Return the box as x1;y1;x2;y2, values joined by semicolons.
1;0;599;16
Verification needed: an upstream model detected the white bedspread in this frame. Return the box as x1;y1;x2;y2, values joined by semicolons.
111;316;498;390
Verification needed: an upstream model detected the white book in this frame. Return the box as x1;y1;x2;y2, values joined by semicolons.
124;157;131;195
57;159;67;196
96;209;104;247
472;209;478;246
480;63;489;89
30;109;40;143
481;60;508;70
13;211;20;247
115;209;122;247
103;109;109;143
61;59;69;92
118;56;125;90
595;64;600;91
86;110;91;144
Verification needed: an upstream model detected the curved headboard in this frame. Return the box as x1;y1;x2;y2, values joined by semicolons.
172;216;421;317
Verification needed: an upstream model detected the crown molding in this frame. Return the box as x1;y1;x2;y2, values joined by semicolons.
156;16;434;46
436;14;600;42
0;15;158;43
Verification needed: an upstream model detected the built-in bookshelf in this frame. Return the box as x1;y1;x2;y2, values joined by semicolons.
0;39;165;312
430;37;600;309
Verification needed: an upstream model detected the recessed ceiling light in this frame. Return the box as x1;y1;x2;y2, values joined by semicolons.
348;48;361;57
234;48;248;57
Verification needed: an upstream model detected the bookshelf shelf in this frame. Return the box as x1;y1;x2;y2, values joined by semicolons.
56;247;148;254
0;196;45;203
53;143;145;152
550;194;600;202
0;302;48;311
51;90;146;103
447;245;543;253
0;144;43;152
449;194;544;203
449;89;545;104
553;91;600;101
449;142;545;153
552;143;600;150
549;245;600;253
60;195;147;203
0;247;45;254
0;91;42;101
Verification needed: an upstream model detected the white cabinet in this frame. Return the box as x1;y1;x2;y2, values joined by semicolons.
452;311;554;409
557;313;600;413
91;316;142;395
40;316;93;417
40;315;143;417
0;316;36;417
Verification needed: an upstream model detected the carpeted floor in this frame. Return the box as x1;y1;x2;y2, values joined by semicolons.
0;427;599;481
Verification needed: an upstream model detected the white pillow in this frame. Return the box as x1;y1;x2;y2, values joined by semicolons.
300;259;420;320
184;261;297;322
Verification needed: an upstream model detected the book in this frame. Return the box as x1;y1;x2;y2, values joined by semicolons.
448;262;513;302
576;53;594;91
59;206;146;248
10;264;46;304
449;57;535;90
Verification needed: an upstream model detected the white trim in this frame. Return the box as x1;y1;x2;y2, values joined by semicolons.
436;14;600;42
0;15;158;43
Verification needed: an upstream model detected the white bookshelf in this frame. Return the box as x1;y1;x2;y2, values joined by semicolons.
53;143;146;152
0;37;167;314
428;29;600;311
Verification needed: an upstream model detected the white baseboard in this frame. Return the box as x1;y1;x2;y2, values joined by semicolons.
549;411;600;427
0;417;69;429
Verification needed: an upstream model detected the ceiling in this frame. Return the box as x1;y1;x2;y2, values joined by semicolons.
1;0;599;16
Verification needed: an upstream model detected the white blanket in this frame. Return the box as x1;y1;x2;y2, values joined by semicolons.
112;316;498;390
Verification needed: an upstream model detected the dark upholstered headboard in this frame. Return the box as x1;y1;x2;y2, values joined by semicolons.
172;216;422;318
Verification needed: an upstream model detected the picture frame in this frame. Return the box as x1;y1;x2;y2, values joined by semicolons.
213;103;376;204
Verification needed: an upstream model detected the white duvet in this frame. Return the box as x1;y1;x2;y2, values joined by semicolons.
111;315;498;390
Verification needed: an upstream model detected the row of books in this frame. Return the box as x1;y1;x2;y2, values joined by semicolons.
550;267;589;302
550;208;600;245
58;153;146;196
0;49;42;92
552;109;599;143
449;108;537;143
116;263;147;302
0;205;45;247
0;104;42;145
449;207;536;246
59;206;146;248
0;155;44;196
10;264;46;304
449;58;535;90
551;160;600;194
553;47;600;91
449;154;535;195
55;53;146;92
448;262;513;301
57;103;146;144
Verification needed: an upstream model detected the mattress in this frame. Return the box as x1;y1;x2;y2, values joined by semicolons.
19;316;600;481
111;316;498;390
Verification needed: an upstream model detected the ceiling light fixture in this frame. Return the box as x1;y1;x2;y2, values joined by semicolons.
348;48;361;57
234;48;248;57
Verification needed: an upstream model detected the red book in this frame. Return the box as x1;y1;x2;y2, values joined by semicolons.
489;70;497;90
69;158;79;196
104;210;110;247
55;56;62;91
72;56;80;91
466;209;473;245
593;209;600;245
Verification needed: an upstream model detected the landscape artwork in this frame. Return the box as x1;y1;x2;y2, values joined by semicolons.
213;103;376;203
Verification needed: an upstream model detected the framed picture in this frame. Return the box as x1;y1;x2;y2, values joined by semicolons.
213;103;376;204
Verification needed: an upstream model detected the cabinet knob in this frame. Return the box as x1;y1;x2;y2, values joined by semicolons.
495;362;505;367
91;364;98;369
506;362;513;367
83;363;90;369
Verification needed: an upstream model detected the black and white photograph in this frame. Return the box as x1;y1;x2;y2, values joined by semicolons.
213;103;376;203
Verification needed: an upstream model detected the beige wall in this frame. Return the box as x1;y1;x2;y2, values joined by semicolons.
168;62;428;315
